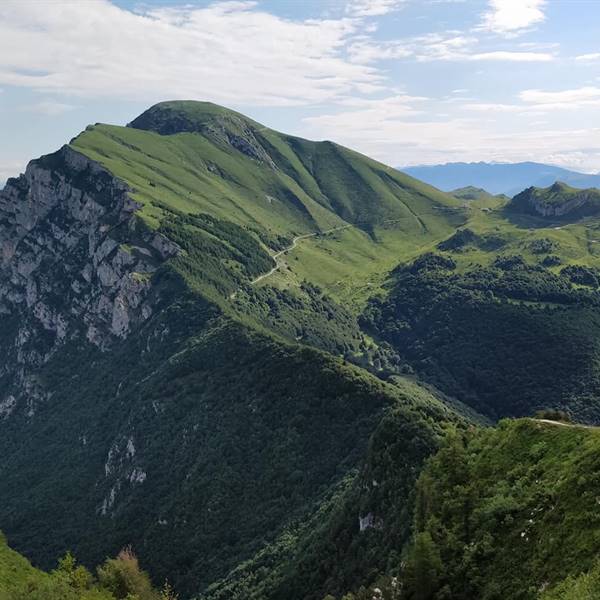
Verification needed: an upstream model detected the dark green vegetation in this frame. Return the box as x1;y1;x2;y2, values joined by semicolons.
404;419;600;600
323;419;600;600
362;253;600;422
3;101;600;600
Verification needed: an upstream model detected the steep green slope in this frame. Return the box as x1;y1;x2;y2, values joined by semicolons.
402;418;600;600
324;418;600;600
71;101;465;306
0;291;457;598
199;383;460;600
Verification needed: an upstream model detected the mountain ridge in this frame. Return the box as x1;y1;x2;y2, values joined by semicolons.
0;101;468;599
402;161;600;196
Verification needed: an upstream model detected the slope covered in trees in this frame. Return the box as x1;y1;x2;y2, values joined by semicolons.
322;418;600;600
404;418;600;600
362;253;600;422
3;100;600;600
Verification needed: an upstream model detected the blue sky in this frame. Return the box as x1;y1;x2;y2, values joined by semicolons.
1;0;600;185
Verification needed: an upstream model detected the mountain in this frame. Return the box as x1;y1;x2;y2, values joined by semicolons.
450;185;509;202
0;101;465;598
509;181;600;220
4;100;600;599
402;162;600;196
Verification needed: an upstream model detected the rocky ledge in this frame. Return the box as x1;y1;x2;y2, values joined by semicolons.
0;145;179;417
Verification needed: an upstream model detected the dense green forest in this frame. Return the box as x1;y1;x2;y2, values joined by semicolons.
321;418;600;600
362;253;600;422
2;101;600;599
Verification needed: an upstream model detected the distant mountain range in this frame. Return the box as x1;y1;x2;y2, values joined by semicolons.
402;161;600;196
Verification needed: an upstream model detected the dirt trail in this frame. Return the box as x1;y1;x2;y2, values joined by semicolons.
250;224;352;285
532;419;596;429
230;214;433;299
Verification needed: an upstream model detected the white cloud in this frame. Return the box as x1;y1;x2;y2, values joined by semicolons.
0;0;382;106
303;95;600;171
468;50;552;62
348;33;554;63
576;53;600;61
463;102;528;112
346;0;407;17
463;87;600;115
347;40;413;64
479;0;546;36
520;86;600;109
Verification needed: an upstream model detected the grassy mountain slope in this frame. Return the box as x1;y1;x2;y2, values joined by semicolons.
72;101;465;307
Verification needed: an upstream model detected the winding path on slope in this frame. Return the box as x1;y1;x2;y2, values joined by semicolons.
230;214;448;299
250;224;352;285
532;418;596;429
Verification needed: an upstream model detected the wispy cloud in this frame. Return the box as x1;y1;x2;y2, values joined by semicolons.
346;0;407;17
478;0;547;36
348;32;555;64
469;50;552;61
575;52;600;62
520;86;600;109
0;0;381;106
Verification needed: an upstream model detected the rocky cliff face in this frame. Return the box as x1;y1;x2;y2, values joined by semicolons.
0;146;178;418
509;183;600;219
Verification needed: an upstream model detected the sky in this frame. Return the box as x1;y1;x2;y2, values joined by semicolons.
1;0;600;185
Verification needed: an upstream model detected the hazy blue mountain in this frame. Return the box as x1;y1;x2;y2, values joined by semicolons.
401;161;600;196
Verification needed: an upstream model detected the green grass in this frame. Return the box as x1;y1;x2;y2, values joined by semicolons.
71;101;465;306
0;532;49;597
